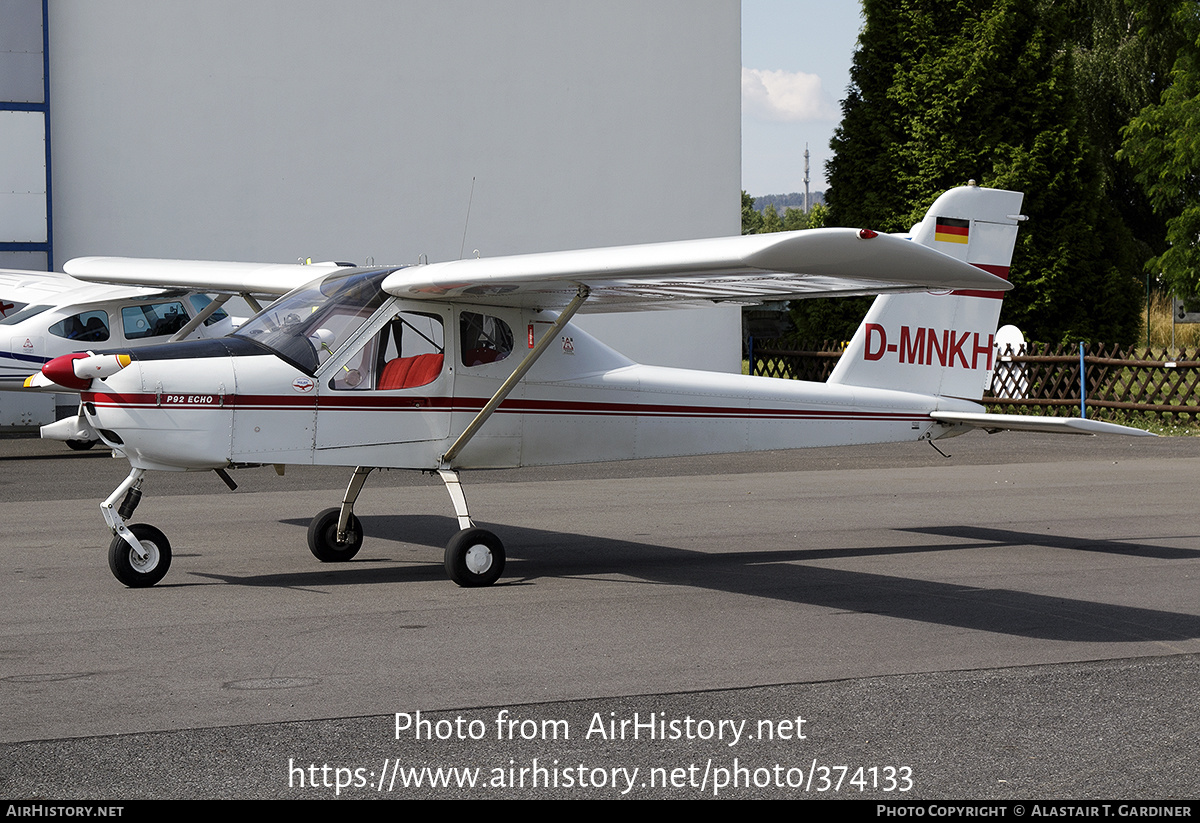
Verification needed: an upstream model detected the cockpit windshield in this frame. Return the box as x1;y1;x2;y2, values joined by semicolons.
233;268;394;374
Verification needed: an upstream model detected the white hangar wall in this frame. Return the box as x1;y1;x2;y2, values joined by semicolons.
47;1;742;370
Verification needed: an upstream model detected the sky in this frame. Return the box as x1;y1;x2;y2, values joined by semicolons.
741;0;864;197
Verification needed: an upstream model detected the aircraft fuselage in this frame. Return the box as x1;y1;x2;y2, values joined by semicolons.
79;294;977;473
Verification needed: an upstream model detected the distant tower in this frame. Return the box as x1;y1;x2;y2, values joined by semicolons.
803;143;810;213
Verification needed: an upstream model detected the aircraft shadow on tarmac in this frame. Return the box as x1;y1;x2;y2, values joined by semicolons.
176;513;1200;645
902;524;1200;560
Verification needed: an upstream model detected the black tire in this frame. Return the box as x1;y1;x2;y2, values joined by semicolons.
66;439;97;451
108;524;172;588
444;528;505;587
307;507;363;562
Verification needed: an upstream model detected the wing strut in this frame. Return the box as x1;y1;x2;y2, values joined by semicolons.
433;285;589;534
242;293;265;314
169;294;233;342
439;284;590;466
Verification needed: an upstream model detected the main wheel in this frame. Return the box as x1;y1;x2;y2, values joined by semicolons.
108;524;172;588
307;507;363;561
66;439;97;451
444;528;505;587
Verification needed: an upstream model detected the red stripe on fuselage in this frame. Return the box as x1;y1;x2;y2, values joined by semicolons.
83;391;930;423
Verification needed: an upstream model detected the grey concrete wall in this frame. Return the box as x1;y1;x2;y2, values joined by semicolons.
47;1;741;369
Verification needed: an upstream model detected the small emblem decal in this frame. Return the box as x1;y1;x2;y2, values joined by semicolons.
292;377;315;393
561;336;574;355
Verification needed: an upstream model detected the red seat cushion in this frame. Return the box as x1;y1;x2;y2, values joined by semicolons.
379;352;443;390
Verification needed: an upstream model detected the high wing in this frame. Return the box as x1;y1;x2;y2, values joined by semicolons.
0;268;167;305
63;257;351;296
63;230;1007;310
931;411;1156;437
380;228;1012;311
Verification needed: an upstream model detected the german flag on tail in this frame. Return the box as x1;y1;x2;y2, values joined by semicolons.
934;216;969;244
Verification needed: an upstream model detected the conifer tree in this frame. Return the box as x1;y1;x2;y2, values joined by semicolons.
822;0;1148;345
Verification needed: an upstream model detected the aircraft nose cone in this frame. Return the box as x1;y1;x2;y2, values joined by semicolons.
41;352;133;390
41;353;93;390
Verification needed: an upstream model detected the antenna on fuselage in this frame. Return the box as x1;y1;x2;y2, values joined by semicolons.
459;176;476;260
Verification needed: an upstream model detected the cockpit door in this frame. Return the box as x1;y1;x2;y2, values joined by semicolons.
314;306;452;458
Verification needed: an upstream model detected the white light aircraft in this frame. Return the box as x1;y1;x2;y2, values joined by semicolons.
27;184;1151;588
0;267;253;445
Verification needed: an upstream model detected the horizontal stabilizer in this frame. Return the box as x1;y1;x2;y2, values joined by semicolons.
931;411;1156;437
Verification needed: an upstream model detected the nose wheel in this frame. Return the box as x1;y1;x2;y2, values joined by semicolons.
102;467;172;587
108;524;172;588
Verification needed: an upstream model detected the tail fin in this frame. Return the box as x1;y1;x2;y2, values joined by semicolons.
827;184;1025;400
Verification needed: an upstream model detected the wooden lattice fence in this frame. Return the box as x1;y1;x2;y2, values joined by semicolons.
749;339;845;382
748;337;1200;422
990;343;1200;421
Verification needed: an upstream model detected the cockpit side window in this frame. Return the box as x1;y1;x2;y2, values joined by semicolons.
49;310;110;342
460;311;513;367
330;311;445;391
121;302;187;339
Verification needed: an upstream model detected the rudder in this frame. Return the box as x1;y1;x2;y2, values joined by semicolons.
827;184;1025;400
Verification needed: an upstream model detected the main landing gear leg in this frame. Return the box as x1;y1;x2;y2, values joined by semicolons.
429;287;585;589
438;468;505;588
101;467;172;587
307;466;373;562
